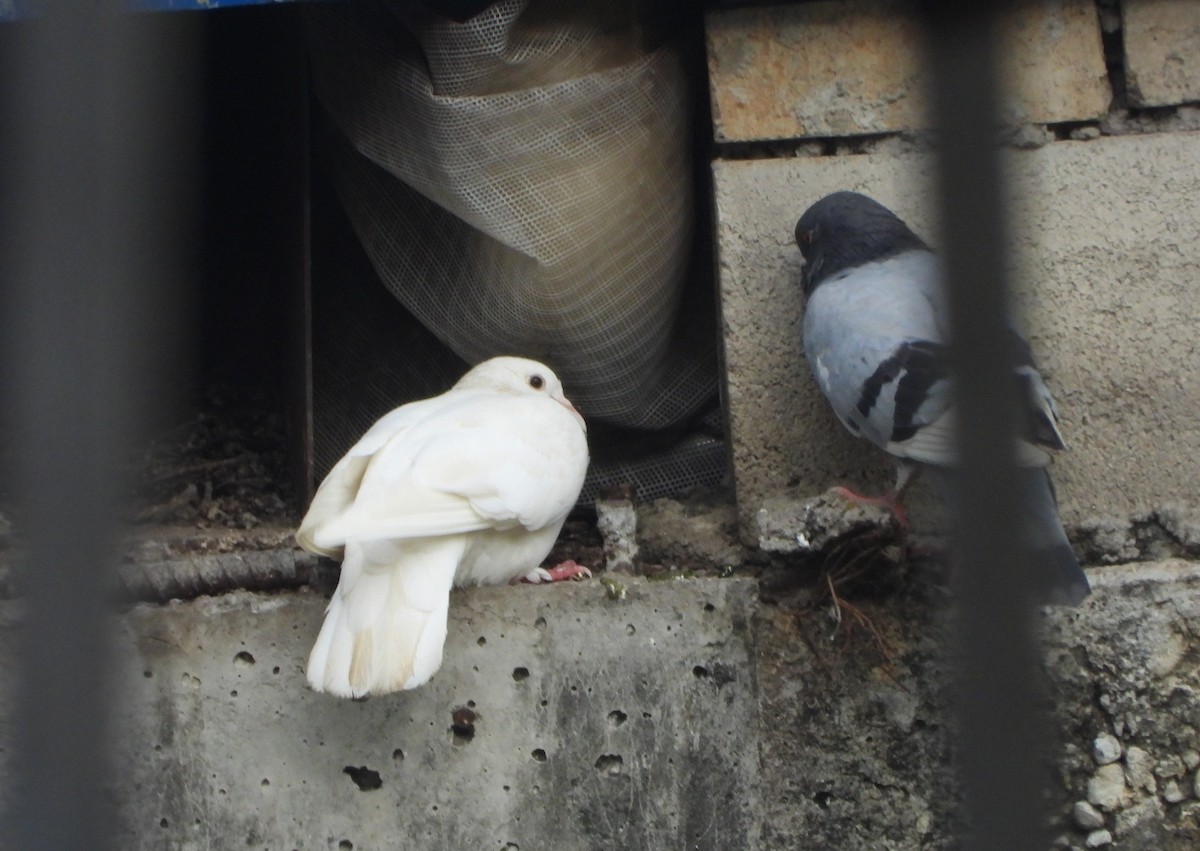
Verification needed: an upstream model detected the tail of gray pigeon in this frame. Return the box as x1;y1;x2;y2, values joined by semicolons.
934;465;1089;605
1017;467;1090;606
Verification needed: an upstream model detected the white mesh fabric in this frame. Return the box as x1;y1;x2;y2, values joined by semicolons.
303;0;716;432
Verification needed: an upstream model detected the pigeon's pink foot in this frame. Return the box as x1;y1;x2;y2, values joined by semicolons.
831;485;909;530
518;560;593;584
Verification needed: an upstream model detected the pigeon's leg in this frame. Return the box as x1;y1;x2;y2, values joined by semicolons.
518;560;593;584
890;462;922;508
832;464;922;529
831;486;910;528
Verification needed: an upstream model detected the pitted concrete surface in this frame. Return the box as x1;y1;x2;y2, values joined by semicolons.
3;562;1200;848
103;577;761;851
753;560;1200;850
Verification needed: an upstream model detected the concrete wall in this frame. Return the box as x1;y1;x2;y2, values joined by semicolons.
707;0;1200;542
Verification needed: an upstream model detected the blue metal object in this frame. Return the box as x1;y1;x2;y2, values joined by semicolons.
129;0;334;10
0;0;336;22
0;1;36;22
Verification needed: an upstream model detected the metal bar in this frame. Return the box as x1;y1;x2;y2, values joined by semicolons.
287;22;317;509
918;2;1051;848
129;0;333;8
0;2;199;846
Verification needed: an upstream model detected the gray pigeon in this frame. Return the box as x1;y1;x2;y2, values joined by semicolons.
794;190;1090;605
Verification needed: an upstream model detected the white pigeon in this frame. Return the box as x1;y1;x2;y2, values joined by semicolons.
297;356;590;697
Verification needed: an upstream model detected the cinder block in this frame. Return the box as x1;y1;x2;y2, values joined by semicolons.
713;132;1200;539
94;581;761;849
706;0;1111;142
1122;0;1200;106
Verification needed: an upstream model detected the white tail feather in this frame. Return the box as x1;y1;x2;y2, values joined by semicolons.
306;538;463;697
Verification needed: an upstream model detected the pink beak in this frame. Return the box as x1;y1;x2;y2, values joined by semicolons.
558;397;586;433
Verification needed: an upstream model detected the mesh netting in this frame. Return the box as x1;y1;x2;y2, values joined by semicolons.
304;0;726;502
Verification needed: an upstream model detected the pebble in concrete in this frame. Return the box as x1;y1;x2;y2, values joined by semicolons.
1073;800;1106;831
1088;763;1130;812
1162;779;1186;804
1092;732;1122;766
1113;797;1168;846
1085;828;1113;848
1124;746;1157;795
595;496;639;573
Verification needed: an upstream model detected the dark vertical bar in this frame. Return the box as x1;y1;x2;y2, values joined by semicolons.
287;17;316;508
918;2;1050;848
0;3;198;847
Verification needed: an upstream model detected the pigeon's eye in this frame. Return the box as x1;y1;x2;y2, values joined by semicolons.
798;229;814;246
529;374;545;390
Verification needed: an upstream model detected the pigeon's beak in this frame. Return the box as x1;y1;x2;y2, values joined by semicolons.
558;397;587;433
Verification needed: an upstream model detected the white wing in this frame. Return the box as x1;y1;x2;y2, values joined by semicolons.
296;392;464;557
305;388;588;551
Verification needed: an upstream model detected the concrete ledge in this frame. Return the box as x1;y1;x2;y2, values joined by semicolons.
3;559;1200;847
102;578;761;850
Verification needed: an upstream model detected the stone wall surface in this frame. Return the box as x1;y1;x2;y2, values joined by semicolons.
705;0;1110;142
1123;0;1200;106
704;2;1200;843
713;132;1200;540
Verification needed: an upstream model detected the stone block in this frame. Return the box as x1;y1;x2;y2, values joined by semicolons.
1122;0;1200;106
705;0;1110;142
712;132;1200;539
92;579;761;850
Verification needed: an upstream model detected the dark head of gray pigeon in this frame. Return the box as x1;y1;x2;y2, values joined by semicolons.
795;191;929;296
794;190;1090;606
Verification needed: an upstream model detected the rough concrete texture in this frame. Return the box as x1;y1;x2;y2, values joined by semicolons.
705;0;1110;142
1042;561;1200;849
5;557;1200;847
755;559;1200;850
88;578;759;850
595;497;639;573
757;488;898;554
637;491;749;569
712;131;1200;541
1122;0;1200;107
